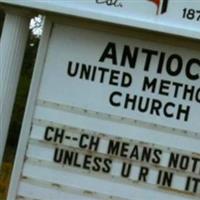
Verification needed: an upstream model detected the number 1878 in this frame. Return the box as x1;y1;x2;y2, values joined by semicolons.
182;8;200;21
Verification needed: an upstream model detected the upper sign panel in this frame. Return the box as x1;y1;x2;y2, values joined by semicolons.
37;24;200;134
1;0;200;39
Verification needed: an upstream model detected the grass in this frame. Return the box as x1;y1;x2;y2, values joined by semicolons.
0;145;15;200
0;163;12;199
0;162;13;200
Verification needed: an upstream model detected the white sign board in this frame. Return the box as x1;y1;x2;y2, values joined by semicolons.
8;22;200;200
1;0;200;39
39;27;200;133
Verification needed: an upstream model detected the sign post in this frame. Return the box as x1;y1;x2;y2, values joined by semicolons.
0;12;29;165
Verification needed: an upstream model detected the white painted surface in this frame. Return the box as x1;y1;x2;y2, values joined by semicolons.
0;13;29;165
0;0;200;39
38;24;200;133
7;19;53;200
8;22;200;200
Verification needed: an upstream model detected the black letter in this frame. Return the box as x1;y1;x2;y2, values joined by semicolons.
142;77;157;93
166;54;183;76
44;126;54;141
79;134;89;149
107;140;120;156
138;167;149;182
67;61;79;77
109;91;122;107
142;49;158;71
121;162;132;178
186;58;200;80
120;45;138;68
99;42;117;65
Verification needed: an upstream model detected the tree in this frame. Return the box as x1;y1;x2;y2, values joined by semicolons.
0;9;5;36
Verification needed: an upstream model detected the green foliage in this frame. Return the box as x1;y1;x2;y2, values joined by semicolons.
0;9;5;36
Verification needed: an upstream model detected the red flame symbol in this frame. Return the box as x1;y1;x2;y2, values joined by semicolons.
149;0;160;14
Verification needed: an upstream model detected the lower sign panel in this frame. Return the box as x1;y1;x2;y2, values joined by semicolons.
12;23;200;199
16;106;200;200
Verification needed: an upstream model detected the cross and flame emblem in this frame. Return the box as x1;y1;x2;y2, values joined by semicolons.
148;0;169;15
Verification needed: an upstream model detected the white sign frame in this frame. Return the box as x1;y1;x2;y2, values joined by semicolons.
0;13;29;166
7;19;53;200
7;17;200;200
0;0;200;40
